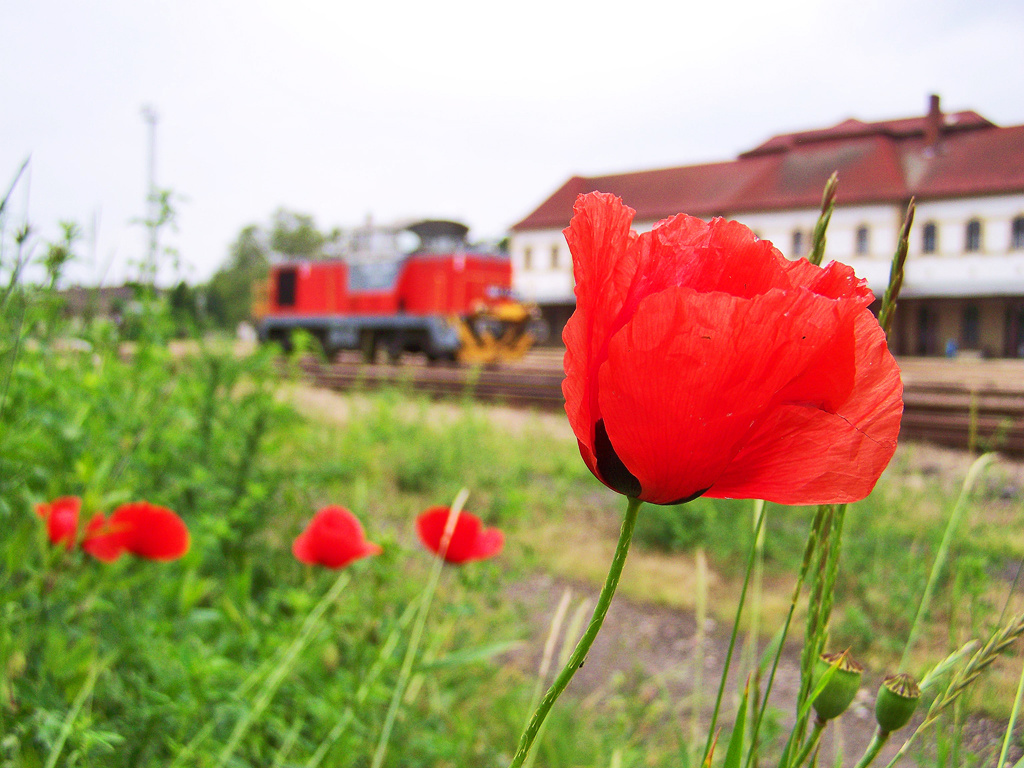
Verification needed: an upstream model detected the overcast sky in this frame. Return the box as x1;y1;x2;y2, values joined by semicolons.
3;0;1024;285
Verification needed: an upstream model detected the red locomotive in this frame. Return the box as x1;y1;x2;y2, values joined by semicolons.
255;220;540;363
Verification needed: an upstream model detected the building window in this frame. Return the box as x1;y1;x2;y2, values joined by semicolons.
962;305;980;348
855;225;870;255
922;222;938;254
965;219;982;252
550;244;560;270
791;230;804;257
523;246;533;271
1012;216;1024;250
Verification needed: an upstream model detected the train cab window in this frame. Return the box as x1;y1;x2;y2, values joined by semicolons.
277;269;297;307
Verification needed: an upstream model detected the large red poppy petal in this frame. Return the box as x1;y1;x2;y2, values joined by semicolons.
706;312;903;504
562;193;640;455
596;286;863;504
110;503;190;561
781;257;876;304
630;216;793;300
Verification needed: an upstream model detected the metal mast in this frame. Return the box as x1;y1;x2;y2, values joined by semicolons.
141;105;158;283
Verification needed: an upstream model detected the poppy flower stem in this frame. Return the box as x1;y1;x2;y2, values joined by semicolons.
508;496;643;768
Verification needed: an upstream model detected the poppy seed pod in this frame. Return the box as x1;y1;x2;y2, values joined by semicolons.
875;672;921;732
813;651;864;721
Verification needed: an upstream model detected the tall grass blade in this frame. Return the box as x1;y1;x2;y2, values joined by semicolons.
702;500;767;764
807;173;838;267
304;598;419;768
723;677;750;768
372;487;470;768
44;656;109;768
522;595;591;768
215;571;350;768
878;198;914;338
692;547;709;754
998;663;1024;768
899;452;996;670
522;587;573;733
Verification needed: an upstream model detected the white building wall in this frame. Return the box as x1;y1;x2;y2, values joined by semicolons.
511;194;1024;305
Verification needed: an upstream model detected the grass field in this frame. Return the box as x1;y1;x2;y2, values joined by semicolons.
3;286;1024;766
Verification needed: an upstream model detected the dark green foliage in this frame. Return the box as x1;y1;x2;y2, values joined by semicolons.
268;209;325;257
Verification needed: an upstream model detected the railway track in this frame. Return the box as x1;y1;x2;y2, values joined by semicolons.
299;352;1024;455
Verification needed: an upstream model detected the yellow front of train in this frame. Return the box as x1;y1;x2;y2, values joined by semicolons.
455;299;543;365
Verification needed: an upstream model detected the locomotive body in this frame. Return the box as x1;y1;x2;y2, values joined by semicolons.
256;221;538;363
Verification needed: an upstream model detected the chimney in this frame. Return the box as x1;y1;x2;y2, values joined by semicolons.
924;93;942;152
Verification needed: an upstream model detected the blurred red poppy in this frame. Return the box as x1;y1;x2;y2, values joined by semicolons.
292;506;382;569
416;506;503;564
35;496;81;550
82;502;190;562
562;192;903;506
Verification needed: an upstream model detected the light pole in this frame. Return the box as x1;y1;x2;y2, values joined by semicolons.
141;105;158;283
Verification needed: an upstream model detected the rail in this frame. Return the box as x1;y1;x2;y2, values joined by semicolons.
296;355;1024;456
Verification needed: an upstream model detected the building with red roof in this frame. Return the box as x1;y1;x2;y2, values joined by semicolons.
511;96;1024;357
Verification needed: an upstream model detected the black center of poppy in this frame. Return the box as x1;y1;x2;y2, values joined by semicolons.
659;487;711;506
593;419;642;499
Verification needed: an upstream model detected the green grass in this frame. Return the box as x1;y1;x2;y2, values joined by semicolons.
3;272;1023;764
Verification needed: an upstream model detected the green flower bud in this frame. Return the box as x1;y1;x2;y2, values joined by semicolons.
875;672;920;733
813;651;863;721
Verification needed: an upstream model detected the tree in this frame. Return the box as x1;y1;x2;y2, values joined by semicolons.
205;209;332;330
205;225;270;329
269;209;324;257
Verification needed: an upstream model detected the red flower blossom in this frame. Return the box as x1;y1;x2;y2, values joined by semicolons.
562;192;903;506
416;506;503;564
82;502;190;562
36;496;81;550
292;506;382;569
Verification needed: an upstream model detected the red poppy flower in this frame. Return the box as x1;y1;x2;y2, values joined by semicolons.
82;502;190;562
36;496;81;550
292;506;383;569
562;192;903;506
416;506;503;564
